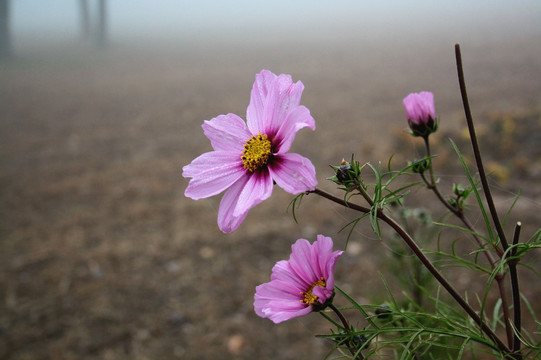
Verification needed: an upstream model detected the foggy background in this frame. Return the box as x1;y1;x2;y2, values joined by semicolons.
2;1;541;359
10;0;541;46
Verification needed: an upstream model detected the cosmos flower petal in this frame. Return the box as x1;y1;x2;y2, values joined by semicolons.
255;280;302;300
312;286;332;304
255;280;312;323
268;153;317;194
254;235;342;323
261;77;306;137
274;105;315;154
263;303;313;324
314;234;341;278
419;91;435;118
315;235;343;290
246;70;279;134
289;238;319;283
247;70;305;137
254;297;303;320
255;287;312;323
182;151;245;200
402;91;435;125
270;260;310;290
202;113;252;152
216;174;252;233
233;168;274;218
282;76;304;109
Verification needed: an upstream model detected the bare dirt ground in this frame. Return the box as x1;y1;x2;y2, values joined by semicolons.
1;35;541;359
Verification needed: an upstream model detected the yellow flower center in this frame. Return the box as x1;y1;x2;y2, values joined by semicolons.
241;133;272;172
300;277;327;305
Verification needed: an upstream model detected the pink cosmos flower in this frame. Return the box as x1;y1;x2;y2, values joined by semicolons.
254;235;343;324
182;70;317;233
402;91;437;137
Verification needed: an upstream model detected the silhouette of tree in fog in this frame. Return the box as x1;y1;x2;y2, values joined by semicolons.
0;0;10;58
79;0;107;48
79;0;90;40
96;0;106;47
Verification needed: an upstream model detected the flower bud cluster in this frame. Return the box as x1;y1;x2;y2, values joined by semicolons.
328;155;362;192
449;183;472;211
409;158;430;174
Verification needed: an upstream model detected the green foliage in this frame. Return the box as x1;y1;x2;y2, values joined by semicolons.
314;129;541;359
318;285;509;359
449;182;474;212
386;207;440;306
449;139;498;246
287;192;305;223
331;154;423;241
278;47;541;360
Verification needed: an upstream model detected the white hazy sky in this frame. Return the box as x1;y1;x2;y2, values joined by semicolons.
11;1;541;43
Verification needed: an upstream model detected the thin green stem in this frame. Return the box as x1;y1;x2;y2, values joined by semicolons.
357;184;374;207
424;136;437;186
423;135;500;259
498;275;514;350
309;187;512;356
423;131;514;344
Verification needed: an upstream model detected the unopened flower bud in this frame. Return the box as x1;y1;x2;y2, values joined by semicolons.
410;158;430;174
403;91;438;138
351;334;369;348
338;331;370;350
375;304;392;320
450;183;471;211
328;156;362;191
453;183;466;196
336;161;353;183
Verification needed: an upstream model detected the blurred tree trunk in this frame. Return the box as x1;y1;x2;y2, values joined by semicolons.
0;0;10;58
96;0;107;47
79;0;90;40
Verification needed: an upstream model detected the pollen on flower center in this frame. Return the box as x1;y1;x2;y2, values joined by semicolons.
241;133;272;172
300;277;327;305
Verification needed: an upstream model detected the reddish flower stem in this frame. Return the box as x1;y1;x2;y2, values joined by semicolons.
328;303;362;359
510;222;522;357
455;44;522;356
454;44;510;253
328;303;351;331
